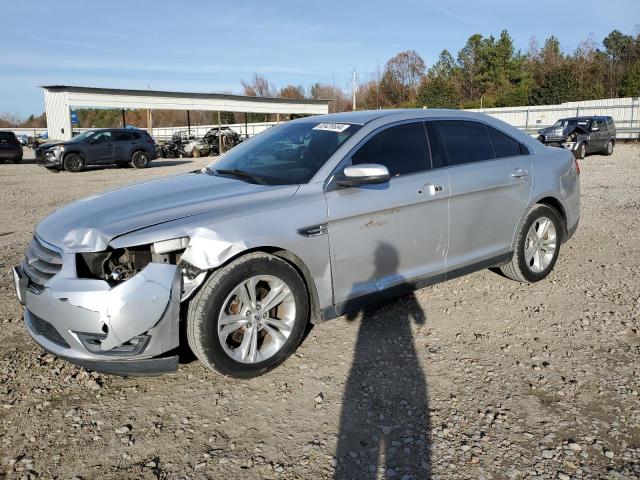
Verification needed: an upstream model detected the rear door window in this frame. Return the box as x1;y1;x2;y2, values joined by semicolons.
431;120;495;166
115;131;133;141
351;122;430;176
487;126;527;158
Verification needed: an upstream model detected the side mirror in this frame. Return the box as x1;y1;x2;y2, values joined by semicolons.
336;163;390;187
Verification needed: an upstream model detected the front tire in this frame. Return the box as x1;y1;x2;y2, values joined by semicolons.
574;143;586;159
63;153;85;172
131;151;150;169
500;204;562;283
187;252;309;378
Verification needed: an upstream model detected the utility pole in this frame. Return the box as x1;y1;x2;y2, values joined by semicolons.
352;69;357;111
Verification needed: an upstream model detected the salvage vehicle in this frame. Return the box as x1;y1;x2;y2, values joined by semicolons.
183;127;244;158
36;128;157;172
14;110;580;378
0;131;23;163
537;116;616;159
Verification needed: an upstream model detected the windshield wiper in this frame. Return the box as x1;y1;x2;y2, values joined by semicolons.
214;169;267;185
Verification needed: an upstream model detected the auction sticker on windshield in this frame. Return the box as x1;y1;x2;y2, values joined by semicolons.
313;123;351;132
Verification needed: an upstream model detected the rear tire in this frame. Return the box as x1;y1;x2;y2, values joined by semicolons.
63;153;85;172
187;252;309;378
603;140;614;156
500;204;563;283
131;151;150;169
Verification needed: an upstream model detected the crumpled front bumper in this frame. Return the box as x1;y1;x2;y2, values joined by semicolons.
36;148;63;168
14;261;182;376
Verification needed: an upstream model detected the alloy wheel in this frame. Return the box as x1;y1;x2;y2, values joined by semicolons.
524;216;557;273
217;275;296;364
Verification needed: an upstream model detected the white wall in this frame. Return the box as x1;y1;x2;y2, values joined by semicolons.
467;97;640;139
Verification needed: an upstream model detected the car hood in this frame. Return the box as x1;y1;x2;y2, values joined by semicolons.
37;141;70;150
36;172;299;252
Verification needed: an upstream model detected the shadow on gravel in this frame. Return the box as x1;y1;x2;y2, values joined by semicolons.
335;243;431;479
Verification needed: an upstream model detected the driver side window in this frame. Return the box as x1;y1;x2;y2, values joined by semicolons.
92;131;113;143
351;122;430;176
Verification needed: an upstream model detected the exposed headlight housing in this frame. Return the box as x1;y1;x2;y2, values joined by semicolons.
76;237;206;301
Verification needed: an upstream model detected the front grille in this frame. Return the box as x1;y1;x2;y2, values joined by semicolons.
22;236;63;286
28;311;70;348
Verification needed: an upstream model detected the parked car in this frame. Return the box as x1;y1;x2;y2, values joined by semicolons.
537;116;616;159
0;131;23;163
13;110;580;377
36;128;158;172
17;134;30;145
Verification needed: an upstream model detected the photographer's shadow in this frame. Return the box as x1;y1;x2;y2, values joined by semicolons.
334;243;432;479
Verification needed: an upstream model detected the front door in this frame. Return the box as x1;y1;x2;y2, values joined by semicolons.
89;131;114;163
325;122;450;308
587;118;607;152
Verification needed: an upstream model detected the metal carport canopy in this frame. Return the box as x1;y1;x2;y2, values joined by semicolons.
42;85;330;140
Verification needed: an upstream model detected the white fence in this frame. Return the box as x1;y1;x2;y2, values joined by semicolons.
468;97;640;139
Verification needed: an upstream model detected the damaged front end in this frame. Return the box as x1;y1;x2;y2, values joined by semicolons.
14;235;207;376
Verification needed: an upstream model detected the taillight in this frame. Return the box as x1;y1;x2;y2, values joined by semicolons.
574;158;581;175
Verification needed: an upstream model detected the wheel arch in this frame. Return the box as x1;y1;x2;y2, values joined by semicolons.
194;245;323;325
62;150;87;161
531;196;568;242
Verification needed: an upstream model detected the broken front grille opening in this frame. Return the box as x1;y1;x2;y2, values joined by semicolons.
76;332;150;356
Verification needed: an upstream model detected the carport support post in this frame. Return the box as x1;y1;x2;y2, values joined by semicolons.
121;109;126;128
218;110;223;155
187;110;191;136
244;114;248;139
146;109;153;135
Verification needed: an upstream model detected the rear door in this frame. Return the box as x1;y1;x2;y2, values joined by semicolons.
325;121;450;307
428;120;532;272
113;130;134;160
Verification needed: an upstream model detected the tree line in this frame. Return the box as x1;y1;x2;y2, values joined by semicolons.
2;28;639;129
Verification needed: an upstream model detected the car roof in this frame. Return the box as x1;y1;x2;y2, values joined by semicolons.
559;116;612;121
296;108;513;126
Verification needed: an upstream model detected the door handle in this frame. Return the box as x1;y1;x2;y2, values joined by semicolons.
511;168;529;179
422;183;444;195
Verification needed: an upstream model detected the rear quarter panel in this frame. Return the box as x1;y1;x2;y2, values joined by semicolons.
530;146;580;240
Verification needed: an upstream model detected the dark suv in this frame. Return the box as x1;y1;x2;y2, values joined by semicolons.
36;128;158;172
537;116;616;159
0;131;23;163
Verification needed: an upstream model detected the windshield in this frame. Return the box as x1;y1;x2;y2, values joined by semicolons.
71;130;96;142
207;121;361;185
552;119;577;129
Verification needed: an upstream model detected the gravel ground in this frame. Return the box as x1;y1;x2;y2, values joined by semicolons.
0;145;638;480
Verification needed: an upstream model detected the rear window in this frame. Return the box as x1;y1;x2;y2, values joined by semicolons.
432;121;495;166
0;132;18;142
